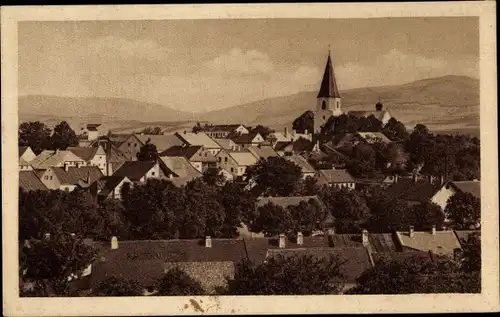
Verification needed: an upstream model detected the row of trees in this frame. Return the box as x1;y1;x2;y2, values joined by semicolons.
19;121;80;154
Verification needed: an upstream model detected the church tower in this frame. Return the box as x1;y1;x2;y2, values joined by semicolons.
314;51;342;133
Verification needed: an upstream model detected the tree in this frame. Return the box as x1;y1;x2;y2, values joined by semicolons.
121;179;179;239
383;142;410;173
409;201;445;230
20;233;97;296
292;110;314;134
50;121;79;150
246;157;303;196
228;254;346;295
321;114;358;135
251;202;293;237
359;115;383;132
445;192;481;229
460;232;481;273
18;121;52;154
140;126;162;135
368;197;416;232
136;139;158;161
92;199;128;240
202;167;226;186
92;277;144;296
192;122;202;133
319;187;370;233
155;267;205;296
287;200;327;235
217;182;256;238
346;143;381;178
250;125;274;139
349;254;480;294
382;118;409;141
406;124;433;167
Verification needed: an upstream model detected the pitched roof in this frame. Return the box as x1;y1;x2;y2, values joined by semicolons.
266;247;372;283
317;53;341;98
107;134;133;146
385;178;441;203
159;156;202;180
274;141;293;151
19;171;47;191
283;155;316;174
135;134;184;152
316;169;355;184
256;195;326;210
248;145;279;160
243;236;331;264
90;239;248;289
97;175;130;197
19;157;31;167
112;161;157;181
395;230;462;256
232;132;262;144
214;138;236;150
159;145;201;159
19;146;29;157
371;250;432;264
86;124;101;131
30;150;86;169
175;132;221;149
229;151;258;166
51;166;104;186
454;230;481;247
448;181;480;199
357;132;392;144
67;147;99;161
367;233;399;253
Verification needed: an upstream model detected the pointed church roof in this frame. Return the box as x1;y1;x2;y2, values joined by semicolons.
317;52;341;98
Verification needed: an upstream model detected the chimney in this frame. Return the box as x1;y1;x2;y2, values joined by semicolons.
64;163;69;172
284;127;288;137
394;174;399;184
431;225;436;235
292;129;296;138
362;229;369;246
111;236;118;250
279;233;286;248
327;228;335;236
304;129;308;135
205;236;212;248
297;232;304;245
412;172;418;183
409;226;415;238
440;175;445;185
44;233;50;240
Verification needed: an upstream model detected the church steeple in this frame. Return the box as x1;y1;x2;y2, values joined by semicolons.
317;51;341;98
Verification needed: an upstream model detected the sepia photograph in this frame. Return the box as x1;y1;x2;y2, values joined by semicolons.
2;2;498;316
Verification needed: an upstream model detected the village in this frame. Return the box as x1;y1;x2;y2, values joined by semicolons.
18;52;481;296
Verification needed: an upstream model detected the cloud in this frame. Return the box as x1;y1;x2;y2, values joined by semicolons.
202;48;275;76
88;36;171;62
336;49;478;89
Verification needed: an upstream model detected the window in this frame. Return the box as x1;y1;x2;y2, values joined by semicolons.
323;116;326;120
49;176;53;180
44;175;48;180
322;100;326;110
134;144;137;147
151;172;155;176
336;101;340;108
65;187;70;192
128;143;131;146
224;157;228;163
230;167;234;173
218;157;221;162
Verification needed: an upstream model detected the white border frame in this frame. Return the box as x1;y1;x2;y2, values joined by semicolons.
2;2;498;315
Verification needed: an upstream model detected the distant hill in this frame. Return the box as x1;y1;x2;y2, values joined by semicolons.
18;75;479;135
201;75;479;132
18;95;192;123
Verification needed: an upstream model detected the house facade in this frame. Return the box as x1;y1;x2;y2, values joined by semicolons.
216;149;257;178
40;166;104;192
203;124;249;139
68;145;109;175
231;132;265;150
30;150;87;171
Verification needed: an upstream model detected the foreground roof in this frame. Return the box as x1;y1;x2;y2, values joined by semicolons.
447;181;480;199
112;161;158;181
385;178;441;203
67;147;99;161
395;230;462;256
283;155;316;174
19;171;47;191
316;169;355;184
229;151;258;166
176;132;221;149
248;145;279;160
51;166;104;186
159;156;202;180
135;134;184;152
30;150;86;169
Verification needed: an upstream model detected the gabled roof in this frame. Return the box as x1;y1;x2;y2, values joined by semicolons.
283;155;316;174
357;132;392;144
202;124;246;132
19;171;47;191
175;132;221;149
256;195;326;210
367;233;399;253
51;166;104;186
316;169;355;184
229;151;258;166
454;230;480;247
160;156;202;180
317;53;341;98
395;230;462;256
248;145;279;160
67;147;99;161
274;141;293;152
135;134;184;152
19;157;31;167
19;146;30;157
214;138;236;150
231;132;263;144
107;134;134;146
112;161;158;182
159;145;202;159
97;175;130;197
447;180;480;199
86;124;101;131
30;150;86;170
385;178;441;203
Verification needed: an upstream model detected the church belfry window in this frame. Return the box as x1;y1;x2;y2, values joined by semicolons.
322;101;327;110
336;101;339;108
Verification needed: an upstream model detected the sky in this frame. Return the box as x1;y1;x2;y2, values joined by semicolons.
18;18;479;113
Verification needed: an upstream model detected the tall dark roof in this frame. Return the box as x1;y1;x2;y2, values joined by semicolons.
385;178;441;203
51;166;104;186
317;53;341;98
112;161;158;181
19;171;47;191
